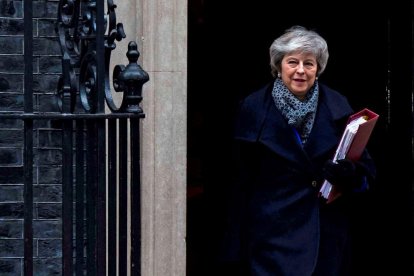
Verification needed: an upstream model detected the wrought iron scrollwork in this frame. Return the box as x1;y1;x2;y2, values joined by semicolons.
79;51;97;112
56;0;80;113
56;0;147;114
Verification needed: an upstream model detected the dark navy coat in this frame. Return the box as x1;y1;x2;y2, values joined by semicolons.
220;81;376;276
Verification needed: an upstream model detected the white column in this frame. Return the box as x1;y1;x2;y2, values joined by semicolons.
139;0;187;276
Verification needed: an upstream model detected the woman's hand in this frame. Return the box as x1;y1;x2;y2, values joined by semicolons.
322;159;362;190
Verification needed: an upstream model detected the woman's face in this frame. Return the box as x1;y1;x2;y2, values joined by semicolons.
280;52;318;100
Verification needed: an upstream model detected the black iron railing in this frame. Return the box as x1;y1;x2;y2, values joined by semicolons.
0;0;148;275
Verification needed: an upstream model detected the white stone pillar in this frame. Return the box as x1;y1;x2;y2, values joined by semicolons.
139;1;187;276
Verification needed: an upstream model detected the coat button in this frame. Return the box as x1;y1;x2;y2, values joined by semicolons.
311;181;317;187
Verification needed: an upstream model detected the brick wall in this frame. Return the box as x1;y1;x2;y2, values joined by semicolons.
0;0;63;275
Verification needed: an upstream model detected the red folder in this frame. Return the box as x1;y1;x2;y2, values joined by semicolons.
345;108;379;161
319;108;379;203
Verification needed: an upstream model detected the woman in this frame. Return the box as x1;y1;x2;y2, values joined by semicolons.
220;25;376;276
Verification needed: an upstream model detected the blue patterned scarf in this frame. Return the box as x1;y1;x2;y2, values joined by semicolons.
271;78;319;144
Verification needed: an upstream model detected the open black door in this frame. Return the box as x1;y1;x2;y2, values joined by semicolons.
187;1;413;275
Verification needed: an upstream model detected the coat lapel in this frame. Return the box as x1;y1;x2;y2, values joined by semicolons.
303;102;341;159
258;102;311;167
304;86;355;159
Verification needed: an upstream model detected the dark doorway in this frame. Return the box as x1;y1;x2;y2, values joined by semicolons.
187;1;413;275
